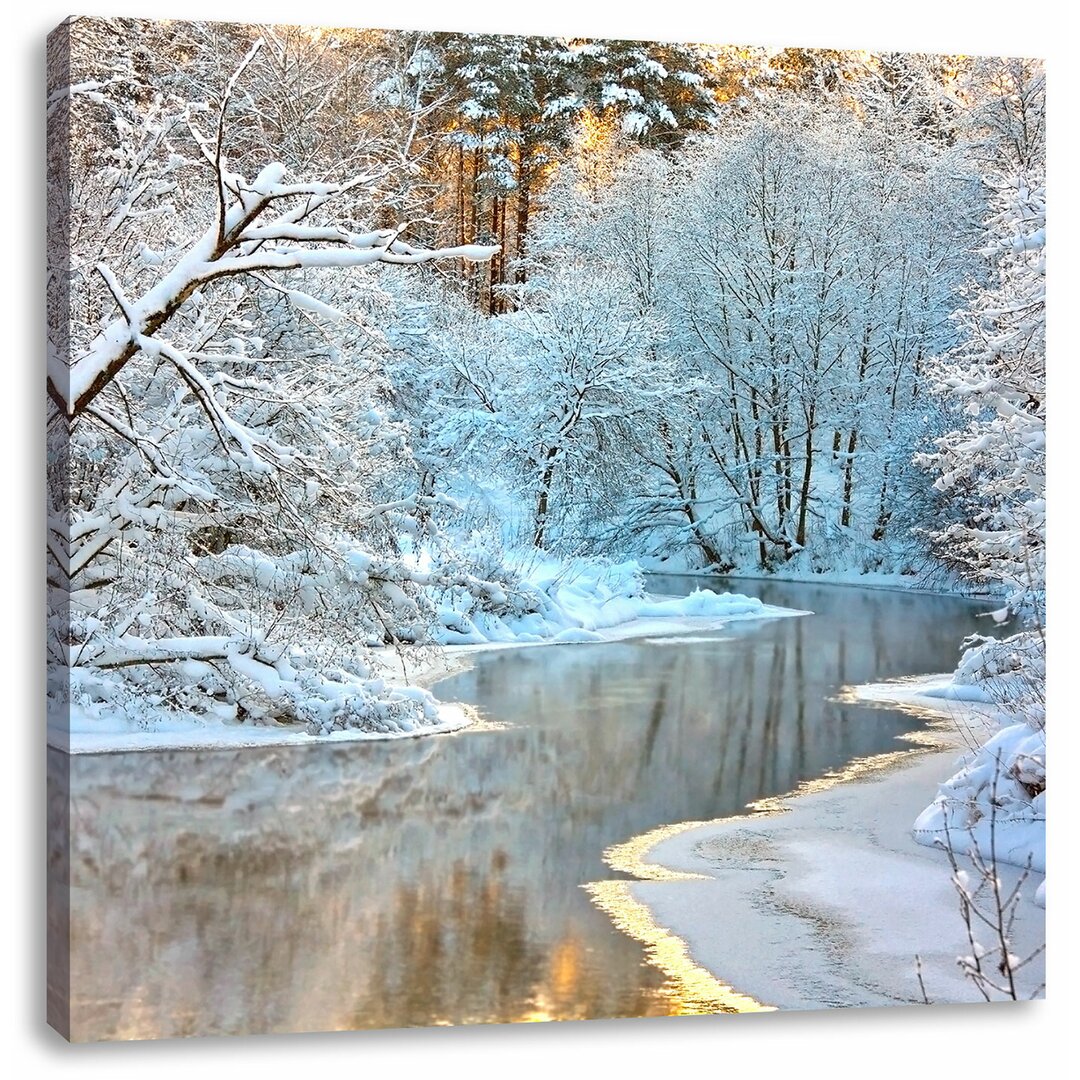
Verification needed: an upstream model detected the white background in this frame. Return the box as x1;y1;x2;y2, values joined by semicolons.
3;1;1076;1075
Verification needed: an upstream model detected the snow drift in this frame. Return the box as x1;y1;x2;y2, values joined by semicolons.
911;633;1045;873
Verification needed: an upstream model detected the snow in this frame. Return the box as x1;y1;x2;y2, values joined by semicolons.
51;703;473;755
852;674;1001;717
48;42;1049;1043
286;289;346;322
53;156;500;416
854;637;1046;876
601;733;1044;1011
54;557;803;754
428;556;803;646
911;720;1046;873
585;664;1045;1011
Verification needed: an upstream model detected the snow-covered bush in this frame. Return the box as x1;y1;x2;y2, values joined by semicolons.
913;634;1045;872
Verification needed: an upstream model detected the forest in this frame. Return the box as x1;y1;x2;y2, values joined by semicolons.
46;19;1045;751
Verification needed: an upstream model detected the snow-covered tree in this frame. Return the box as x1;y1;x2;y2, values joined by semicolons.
918;58;1045;623
571;37;717;147
48;23;1043;744
387;32;718;311
650;104;977;571
500;261;665;548
48;31;503;737
912;58;1045;873
501;92;982;573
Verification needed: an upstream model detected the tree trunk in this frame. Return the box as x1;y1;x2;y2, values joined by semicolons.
533;447;559;548
469;145;480;304
685;476;727;569
841;428;858;528
488;196;501;315
515;184;530;285
457;144;466;247
771;412;787;546
499;192;508;300
795;403;816;549
872;461;892;542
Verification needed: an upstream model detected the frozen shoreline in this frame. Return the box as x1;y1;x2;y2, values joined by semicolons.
592;675;1045;1011
52;599;803;755
644;564;999;601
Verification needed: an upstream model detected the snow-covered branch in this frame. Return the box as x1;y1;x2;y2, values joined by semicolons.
51;161;497;418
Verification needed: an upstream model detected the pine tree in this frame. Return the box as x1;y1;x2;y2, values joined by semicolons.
573;38;717;147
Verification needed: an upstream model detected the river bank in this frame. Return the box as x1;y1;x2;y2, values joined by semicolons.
602;679;1045;1010
51;593;804;754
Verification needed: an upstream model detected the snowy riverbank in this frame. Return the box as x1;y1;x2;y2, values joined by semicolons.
641;560;997;599
591;676;1044;1010
52;564;804;754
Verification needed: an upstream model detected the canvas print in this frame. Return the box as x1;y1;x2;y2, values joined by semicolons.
46;16;1046;1042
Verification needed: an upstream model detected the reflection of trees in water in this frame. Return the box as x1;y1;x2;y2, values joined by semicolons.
357;852;669;1029
447;586;976;817
60;583;996;1040
64;796;676;1040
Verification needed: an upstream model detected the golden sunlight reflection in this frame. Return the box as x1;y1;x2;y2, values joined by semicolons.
584;881;773;1014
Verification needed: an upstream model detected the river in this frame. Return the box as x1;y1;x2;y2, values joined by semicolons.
50;577;1000;1040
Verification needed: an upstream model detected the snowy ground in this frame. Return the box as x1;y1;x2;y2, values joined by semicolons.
56;703;477;755
597;679;1044;1010
52;568;804;754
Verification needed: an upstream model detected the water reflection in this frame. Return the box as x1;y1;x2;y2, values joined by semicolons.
55;579;999;1040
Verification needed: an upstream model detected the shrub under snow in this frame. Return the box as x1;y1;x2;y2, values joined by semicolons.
912;633;1045;873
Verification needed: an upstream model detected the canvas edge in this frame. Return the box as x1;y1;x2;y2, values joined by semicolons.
46;14;73;1043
